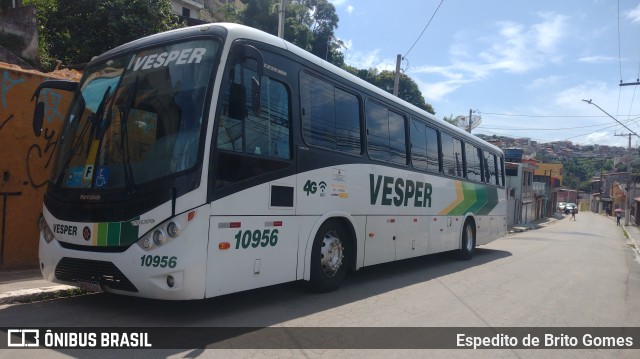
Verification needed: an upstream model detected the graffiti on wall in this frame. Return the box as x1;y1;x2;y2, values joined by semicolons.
1;70;25;109
0;71;67;189
27;88;65;188
0;67;75;268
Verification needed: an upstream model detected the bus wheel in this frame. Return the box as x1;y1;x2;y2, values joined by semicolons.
309;220;348;292
457;220;475;260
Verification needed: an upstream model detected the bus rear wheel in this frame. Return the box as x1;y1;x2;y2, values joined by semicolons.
457;220;475;260
309;220;349;292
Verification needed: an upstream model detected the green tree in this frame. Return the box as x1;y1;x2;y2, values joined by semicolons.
442;115;457;126
25;0;182;70
560;157;615;192
344;67;434;114
241;0;343;64
241;0;278;35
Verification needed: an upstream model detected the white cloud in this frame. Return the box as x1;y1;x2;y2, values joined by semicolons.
627;3;640;23
527;75;563;90
478;13;567;74
578;55;617;63
402;13;570;102
585;131;612;144
344;49;395;71
418;80;463;102
347;5;354;15
328;0;349;8
554;81;609;109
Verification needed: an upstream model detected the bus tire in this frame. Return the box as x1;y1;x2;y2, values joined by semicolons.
308;220;349;292
457;220;475;260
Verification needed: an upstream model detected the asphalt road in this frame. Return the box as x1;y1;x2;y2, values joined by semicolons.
1;211;639;358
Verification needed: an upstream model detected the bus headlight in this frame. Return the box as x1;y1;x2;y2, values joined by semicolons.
167;222;179;237
137;210;196;251
39;215;56;243
152;230;165;246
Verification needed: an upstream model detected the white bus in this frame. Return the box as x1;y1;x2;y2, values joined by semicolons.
33;23;506;300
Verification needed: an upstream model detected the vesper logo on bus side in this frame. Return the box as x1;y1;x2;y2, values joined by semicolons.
369;174;432;207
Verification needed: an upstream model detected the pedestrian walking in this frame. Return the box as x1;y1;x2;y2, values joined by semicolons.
616;210;622;226
571;208;576;221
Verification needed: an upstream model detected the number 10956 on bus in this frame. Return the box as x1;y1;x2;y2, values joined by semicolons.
235;229;279;249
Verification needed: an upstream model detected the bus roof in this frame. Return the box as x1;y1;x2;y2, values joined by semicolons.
93;22;502;155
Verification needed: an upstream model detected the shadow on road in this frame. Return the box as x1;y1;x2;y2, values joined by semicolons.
0;248;511;355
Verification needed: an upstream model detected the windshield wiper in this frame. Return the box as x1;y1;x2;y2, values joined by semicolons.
119;77;138;194
56;86;111;187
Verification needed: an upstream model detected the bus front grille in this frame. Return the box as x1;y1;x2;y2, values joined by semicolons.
55;257;138;292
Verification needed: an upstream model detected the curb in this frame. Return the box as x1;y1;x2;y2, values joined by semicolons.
621;226;640;257
0;285;81;305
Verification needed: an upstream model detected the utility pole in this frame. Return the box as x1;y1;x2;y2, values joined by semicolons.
614;133;633;225
582;99;640;140
620;79;640;87
277;0;286;39
393;54;401;96
547;169;553;215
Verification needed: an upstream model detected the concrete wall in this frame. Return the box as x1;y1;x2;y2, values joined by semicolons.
0;5;39;67
0;63;79;269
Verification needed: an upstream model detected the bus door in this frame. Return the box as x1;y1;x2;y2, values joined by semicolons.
206;42;299;297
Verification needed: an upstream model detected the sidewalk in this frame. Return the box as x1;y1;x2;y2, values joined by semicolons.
0;268;77;305
604;213;640;257
2;212;639;305
507;211;564;233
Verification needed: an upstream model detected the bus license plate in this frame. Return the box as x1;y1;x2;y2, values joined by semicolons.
77;280;103;293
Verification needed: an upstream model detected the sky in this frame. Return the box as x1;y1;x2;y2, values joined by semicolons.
327;0;640;147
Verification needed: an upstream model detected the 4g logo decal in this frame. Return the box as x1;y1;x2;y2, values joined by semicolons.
303;180;327;196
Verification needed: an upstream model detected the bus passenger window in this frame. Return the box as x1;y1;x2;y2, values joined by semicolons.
214;55;292;190
366;101;390;162
497;155;505;186
388;111;406;165
366;101;406;165
484;152;497;185
410;118;439;172
301;73;361;155
441;133;462;177
465;144;482;182
216;64;290;160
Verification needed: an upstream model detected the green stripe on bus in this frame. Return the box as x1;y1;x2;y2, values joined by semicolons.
107;222;120;246
466;185;488;214
447;182;477;215
120;219;139;246
444;183;501;216
97;223;108;246
477;187;499;215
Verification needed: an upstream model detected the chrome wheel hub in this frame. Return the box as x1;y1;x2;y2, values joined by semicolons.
320;231;344;277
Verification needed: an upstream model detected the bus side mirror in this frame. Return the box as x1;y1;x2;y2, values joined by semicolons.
240;44;263;113
31;80;78;137
33;102;45;137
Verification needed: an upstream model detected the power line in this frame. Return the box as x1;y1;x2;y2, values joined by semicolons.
479;111;640;118
618;0;623;83
481;122;630;131
476;115;640;144
582;99;640;139
403;0;444;59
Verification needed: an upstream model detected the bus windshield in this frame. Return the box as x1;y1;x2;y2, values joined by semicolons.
51;39;219;190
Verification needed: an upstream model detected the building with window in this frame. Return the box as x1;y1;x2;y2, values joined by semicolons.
506;161;538;227
171;0;205;25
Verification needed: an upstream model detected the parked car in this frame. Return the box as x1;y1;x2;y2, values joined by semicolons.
564;203;578;214
558;202;566;211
